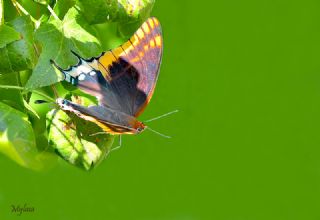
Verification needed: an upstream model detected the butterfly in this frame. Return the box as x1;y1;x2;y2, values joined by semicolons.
50;17;163;136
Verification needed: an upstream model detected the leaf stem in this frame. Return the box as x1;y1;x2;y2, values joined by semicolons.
10;0;22;15
16;72;22;87
47;5;60;21
15;71;26;101
0;85;55;102
51;85;59;98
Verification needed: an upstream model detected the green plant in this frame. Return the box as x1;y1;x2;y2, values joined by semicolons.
0;0;155;171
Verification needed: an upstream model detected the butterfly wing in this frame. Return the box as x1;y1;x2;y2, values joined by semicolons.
51;57;127;112
95;17;163;117
56;98;141;134
52;17;163;118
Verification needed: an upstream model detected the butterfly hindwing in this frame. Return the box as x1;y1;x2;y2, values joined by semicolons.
51;58;124;112
56;98;140;134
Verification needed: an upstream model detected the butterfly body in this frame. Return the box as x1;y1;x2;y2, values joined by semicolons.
51;17;162;135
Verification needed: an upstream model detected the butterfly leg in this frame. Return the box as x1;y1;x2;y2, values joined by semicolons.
103;135;121;159
110;135;122;152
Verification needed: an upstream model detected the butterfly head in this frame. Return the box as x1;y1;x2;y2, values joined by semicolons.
56;98;80;114
56;98;70;110
132;121;146;134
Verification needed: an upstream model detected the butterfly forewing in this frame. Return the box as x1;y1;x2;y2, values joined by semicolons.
95;17;163;116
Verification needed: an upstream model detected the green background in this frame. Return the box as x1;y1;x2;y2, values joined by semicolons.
2;0;320;219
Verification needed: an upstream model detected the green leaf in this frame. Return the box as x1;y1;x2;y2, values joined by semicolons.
23;99;40;119
119;0;155;18
0;101;57;170
19;0;50;20
0;24;21;48
3;0;19;22
53;0;75;20
0;72;25;112
27;94;55;155
75;0;119;24
46;96;114;170
94;22;126;50
25;7;102;90
0;16;37;73
76;0;155;24
118;19;143;38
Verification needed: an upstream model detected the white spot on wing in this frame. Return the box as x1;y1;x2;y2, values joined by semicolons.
78;74;86;81
68;60;93;77
78;65;91;73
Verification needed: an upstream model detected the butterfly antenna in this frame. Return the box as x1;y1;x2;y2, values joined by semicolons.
144;109;179;123
145;126;171;139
